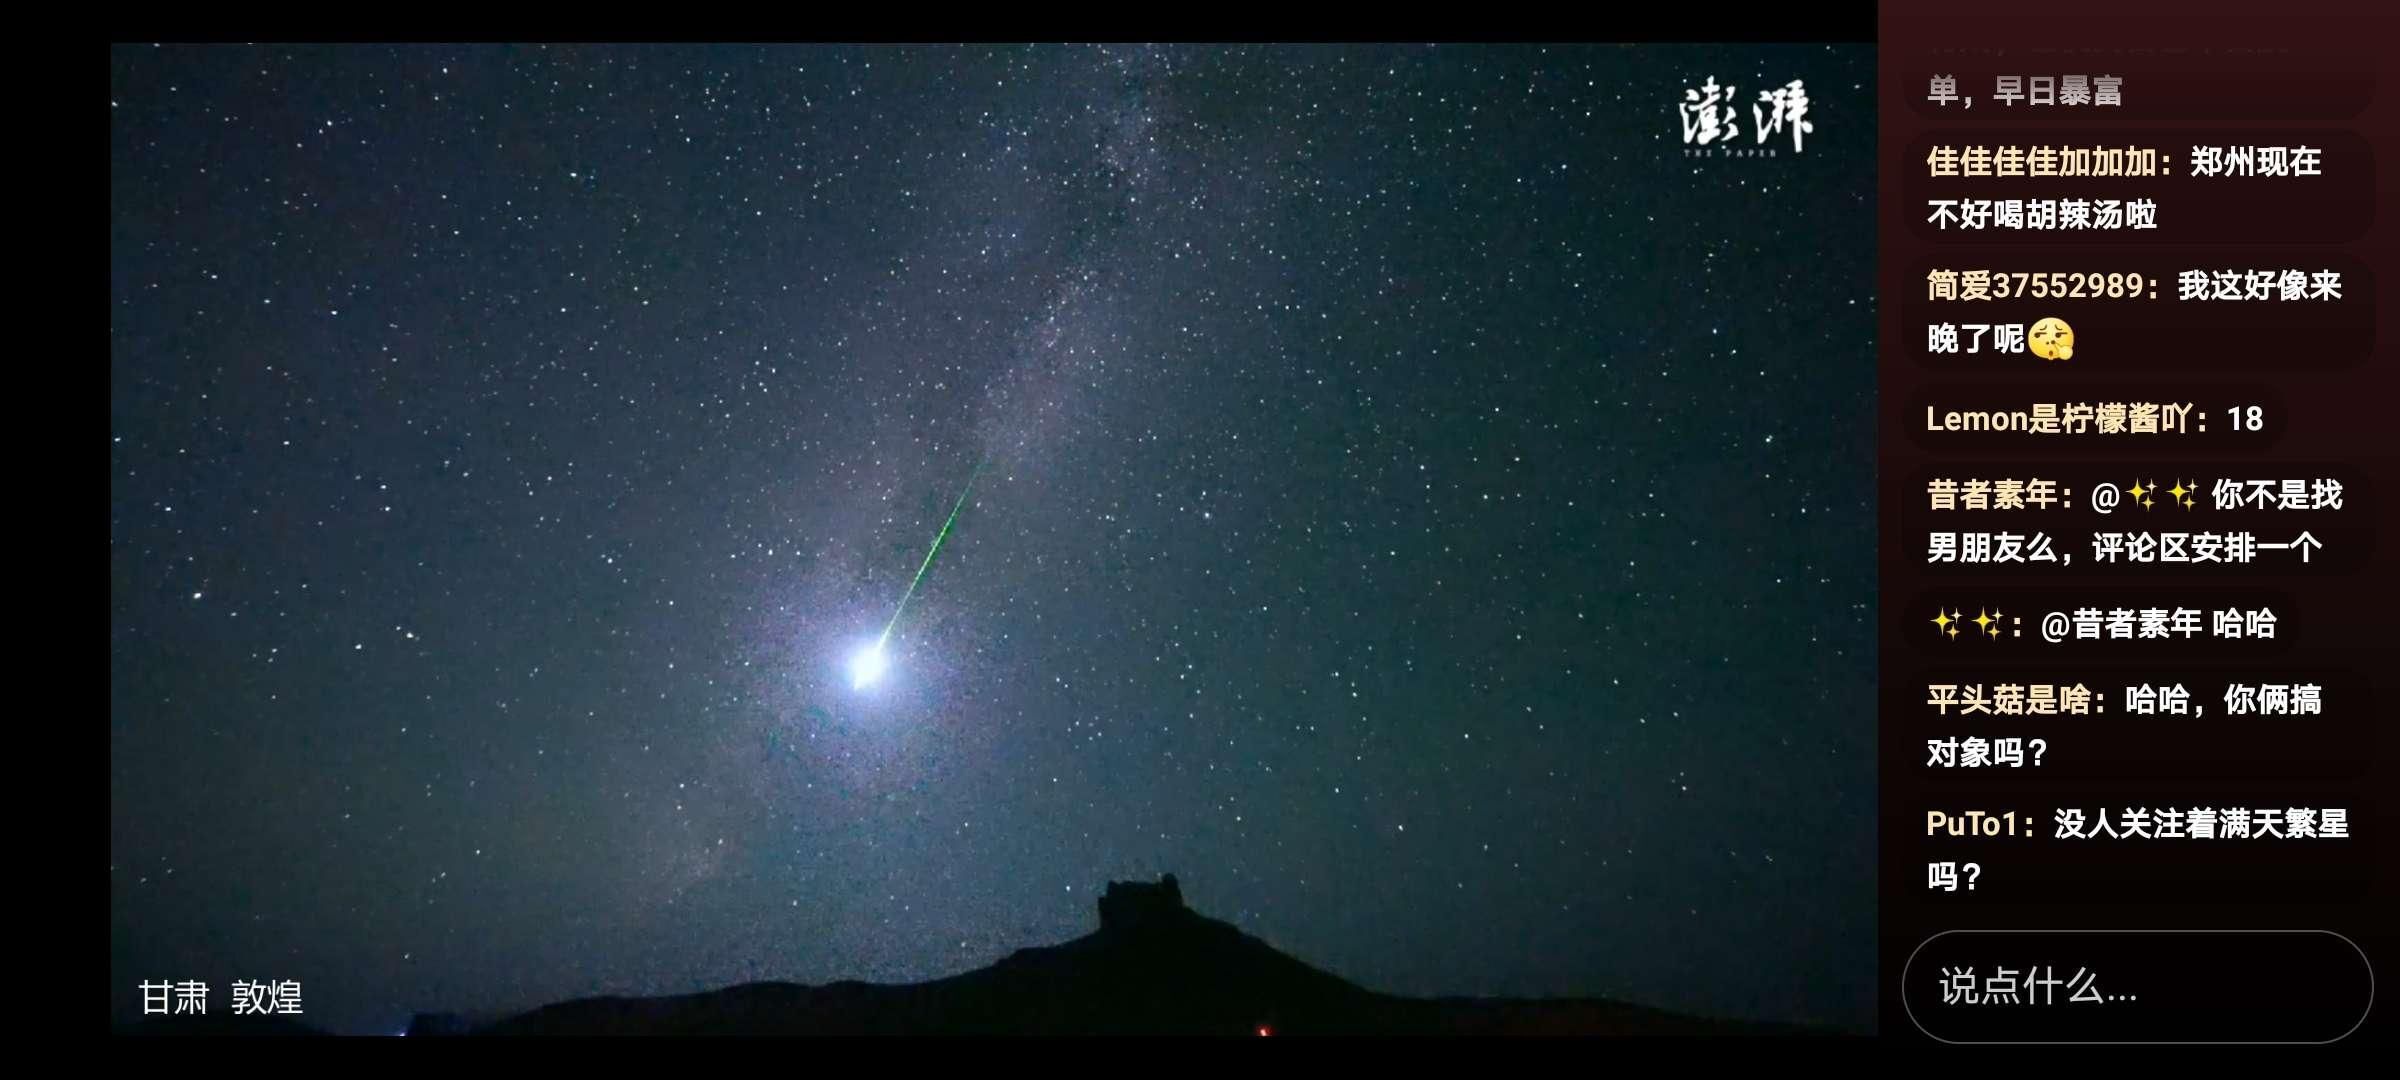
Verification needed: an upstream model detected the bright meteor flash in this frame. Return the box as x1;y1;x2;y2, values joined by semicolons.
848;458;987;691
848;640;890;689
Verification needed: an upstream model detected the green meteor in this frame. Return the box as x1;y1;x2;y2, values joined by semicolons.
851;459;986;688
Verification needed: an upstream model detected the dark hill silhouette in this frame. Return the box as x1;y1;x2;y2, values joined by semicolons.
119;1013;329;1036
453;875;1822;1036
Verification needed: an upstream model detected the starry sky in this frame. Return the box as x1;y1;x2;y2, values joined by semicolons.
110;43;1876;1035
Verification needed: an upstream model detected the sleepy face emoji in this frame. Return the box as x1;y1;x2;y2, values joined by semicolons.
2029;317;2075;361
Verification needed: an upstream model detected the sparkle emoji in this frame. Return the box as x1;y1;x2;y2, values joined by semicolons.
2028;317;2075;361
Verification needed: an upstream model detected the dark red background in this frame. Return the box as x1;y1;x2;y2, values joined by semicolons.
1880;0;2395;1045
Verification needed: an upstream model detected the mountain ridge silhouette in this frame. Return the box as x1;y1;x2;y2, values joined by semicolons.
426;874;1829;1036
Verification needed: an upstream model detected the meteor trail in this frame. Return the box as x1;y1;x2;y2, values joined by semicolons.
852;459;986;688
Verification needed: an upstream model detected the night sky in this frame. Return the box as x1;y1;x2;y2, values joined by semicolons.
110;43;1876;1035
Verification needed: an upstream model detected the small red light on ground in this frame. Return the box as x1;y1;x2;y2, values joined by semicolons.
1256;1024;1272;1037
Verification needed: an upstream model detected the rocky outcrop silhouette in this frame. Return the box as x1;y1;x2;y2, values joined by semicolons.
445;875;1821;1036
1097;872;1185;933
